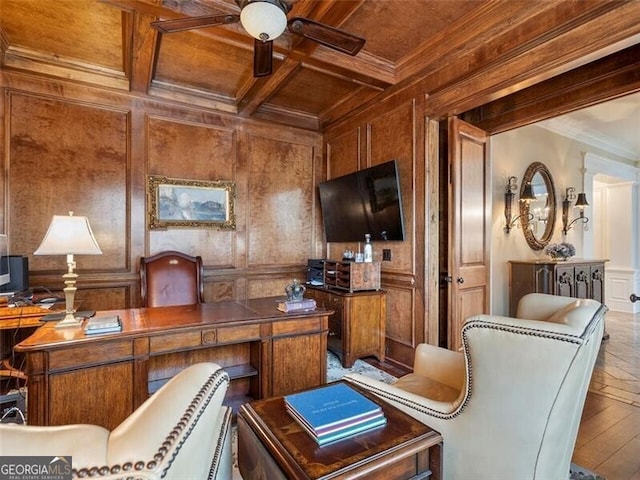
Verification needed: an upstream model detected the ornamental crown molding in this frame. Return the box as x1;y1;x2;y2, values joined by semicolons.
538;117;636;161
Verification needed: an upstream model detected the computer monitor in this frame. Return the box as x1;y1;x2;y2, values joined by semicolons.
0;234;9;287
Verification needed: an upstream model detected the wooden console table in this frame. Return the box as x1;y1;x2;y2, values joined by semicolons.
14;297;331;429
509;259;607;316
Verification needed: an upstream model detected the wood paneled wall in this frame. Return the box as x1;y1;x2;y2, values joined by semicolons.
324;92;440;369
0;74;323;310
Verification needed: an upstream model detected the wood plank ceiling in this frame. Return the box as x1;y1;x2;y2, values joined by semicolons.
2;0;640;131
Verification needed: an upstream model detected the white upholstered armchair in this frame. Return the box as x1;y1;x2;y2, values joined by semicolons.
0;362;233;480
346;293;607;480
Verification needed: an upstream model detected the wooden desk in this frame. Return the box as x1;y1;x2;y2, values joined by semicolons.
0;305;51;383
0;305;50;330
15;297;331;429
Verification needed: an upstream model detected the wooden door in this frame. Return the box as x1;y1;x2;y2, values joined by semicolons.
447;118;490;351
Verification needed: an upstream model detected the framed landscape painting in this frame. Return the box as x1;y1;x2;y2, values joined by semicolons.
146;175;236;230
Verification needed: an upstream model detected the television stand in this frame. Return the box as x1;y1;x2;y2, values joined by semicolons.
306;285;386;368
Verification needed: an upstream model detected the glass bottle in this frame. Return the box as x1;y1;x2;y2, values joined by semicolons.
363;234;373;263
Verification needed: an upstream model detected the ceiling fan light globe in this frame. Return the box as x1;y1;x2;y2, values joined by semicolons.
240;1;287;41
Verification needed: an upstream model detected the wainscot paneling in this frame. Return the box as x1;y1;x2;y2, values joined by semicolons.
8;92;130;275
146;115;237;268
246;133;319;267
323;127;363;261
75;286;131;314
324;96;433;368
326;128;362;178
1;76;323;311
247;276;305;301
367;101;415;273
204;280;236;303
384;284;418;368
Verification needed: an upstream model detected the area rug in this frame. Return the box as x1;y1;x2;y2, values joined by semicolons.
569;463;606;480
326;350;397;384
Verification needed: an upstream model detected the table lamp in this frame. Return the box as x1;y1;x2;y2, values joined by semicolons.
34;212;102;328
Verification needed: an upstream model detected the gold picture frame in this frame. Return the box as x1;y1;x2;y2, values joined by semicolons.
146;175;236;230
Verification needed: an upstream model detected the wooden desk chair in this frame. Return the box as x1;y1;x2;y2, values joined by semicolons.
140;251;204;307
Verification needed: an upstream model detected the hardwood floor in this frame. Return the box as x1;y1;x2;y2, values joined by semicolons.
573;310;640;480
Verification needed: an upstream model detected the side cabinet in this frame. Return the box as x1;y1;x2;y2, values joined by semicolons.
509;259;608;316
306;286;386;368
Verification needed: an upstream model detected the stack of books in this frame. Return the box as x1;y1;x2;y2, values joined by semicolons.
277;298;316;312
284;382;386;446
84;315;122;335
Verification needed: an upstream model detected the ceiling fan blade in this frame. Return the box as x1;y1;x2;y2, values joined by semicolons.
288;17;365;56
253;39;273;77
150;14;239;34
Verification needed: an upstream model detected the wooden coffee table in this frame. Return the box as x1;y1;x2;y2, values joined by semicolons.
238;380;442;479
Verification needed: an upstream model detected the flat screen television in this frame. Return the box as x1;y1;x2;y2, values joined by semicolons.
319;160;405;243
0;234;9;287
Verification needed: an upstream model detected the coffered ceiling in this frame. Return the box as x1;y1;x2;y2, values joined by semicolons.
2;0;640;131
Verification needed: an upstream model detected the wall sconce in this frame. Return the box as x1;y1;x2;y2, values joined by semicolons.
34;212;102;328
562;187;589;235
504;176;536;233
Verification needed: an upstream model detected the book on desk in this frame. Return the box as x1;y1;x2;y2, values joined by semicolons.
277;298;316;313
284;382;386;446
84;315;122;335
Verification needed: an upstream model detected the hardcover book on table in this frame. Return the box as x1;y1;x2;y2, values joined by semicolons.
286;404;386;446
277;298;316;312
84;314;122;335
284;382;386;445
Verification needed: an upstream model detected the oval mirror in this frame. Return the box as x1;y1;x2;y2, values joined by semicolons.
519;162;556;250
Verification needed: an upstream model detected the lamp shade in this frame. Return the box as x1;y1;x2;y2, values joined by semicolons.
240;0;287;41
34;213;102;255
575;192;589;208
520;183;536;202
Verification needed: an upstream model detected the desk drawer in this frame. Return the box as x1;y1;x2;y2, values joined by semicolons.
273;318;323;336
217;325;261;343
49;340;133;370
150;331;201;353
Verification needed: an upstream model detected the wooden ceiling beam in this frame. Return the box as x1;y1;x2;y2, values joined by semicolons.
303;49;393;87
99;0;236;18
422;1;640;117
463;43;640;134
238;58;301;116
127;11;159;93
395;0;554;83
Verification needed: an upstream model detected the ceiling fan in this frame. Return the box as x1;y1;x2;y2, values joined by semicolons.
150;0;366;78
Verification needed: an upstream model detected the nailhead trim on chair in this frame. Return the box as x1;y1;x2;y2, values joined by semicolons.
207;407;232;480
73;368;229;479
348;304;607;422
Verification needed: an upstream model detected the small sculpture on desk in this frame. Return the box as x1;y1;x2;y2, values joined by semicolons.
285;279;306;301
